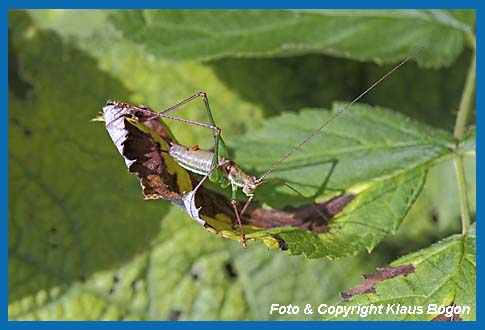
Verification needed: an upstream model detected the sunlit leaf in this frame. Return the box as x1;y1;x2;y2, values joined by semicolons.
329;231;476;320
232;103;455;257
109;9;474;68
8;9;475;320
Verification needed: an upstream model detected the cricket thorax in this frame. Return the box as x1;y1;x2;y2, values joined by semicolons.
221;161;258;196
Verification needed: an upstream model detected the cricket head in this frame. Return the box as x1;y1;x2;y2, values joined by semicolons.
242;177;261;196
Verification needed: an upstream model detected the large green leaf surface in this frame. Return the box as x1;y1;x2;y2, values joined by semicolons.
28;9;474;132
8;10;475;320
8;11;163;311
8;10;388;320
24;9;462;258
109;9;474;67
328;231;476;320
236;103;455;195
26;10;265;148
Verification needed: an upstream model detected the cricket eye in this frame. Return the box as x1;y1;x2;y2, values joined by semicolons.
222;164;233;175
225;162;236;172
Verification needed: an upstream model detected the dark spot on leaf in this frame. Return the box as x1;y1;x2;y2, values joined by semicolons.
9;117;33;140
109;275;120;294
79;275;86;282
168;309;182;321
50;227;57;233
224;262;237;278
23;128;32;137
130;279;139;290
271;234;288;250
341;264;415;301
432;304;463;321
430;212;439;223
191;265;204;282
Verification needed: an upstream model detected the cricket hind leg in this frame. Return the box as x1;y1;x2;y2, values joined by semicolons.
191;163;219;196
239;195;255;218
128;93;226;181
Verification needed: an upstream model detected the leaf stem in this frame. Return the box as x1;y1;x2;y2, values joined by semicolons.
454;155;471;235
454;46;476;139
453;38;475;235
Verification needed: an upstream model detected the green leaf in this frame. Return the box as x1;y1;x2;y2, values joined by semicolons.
330;232;476;320
445;9;476;33
378;154;476;256
37;8;458;256
109;9;473;67
237;103;454;193
9;205;386;320
27;10;473;132
97;100;456;259
9;9;475;320
26;10;265;149
8;10;391;321
231;103;455;258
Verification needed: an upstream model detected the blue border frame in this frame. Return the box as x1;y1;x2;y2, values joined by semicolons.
4;0;480;328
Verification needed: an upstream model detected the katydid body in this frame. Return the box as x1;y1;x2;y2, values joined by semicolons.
169;143;258;196
169;141;260;248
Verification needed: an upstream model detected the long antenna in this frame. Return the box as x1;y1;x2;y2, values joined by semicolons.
258;49;422;182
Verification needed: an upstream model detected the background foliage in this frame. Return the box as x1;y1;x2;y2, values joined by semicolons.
8;10;475;320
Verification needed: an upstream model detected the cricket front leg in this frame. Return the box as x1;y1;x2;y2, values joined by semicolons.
231;184;248;248
198;92;228;181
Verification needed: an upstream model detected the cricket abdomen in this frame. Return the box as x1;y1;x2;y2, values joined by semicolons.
169;143;218;176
